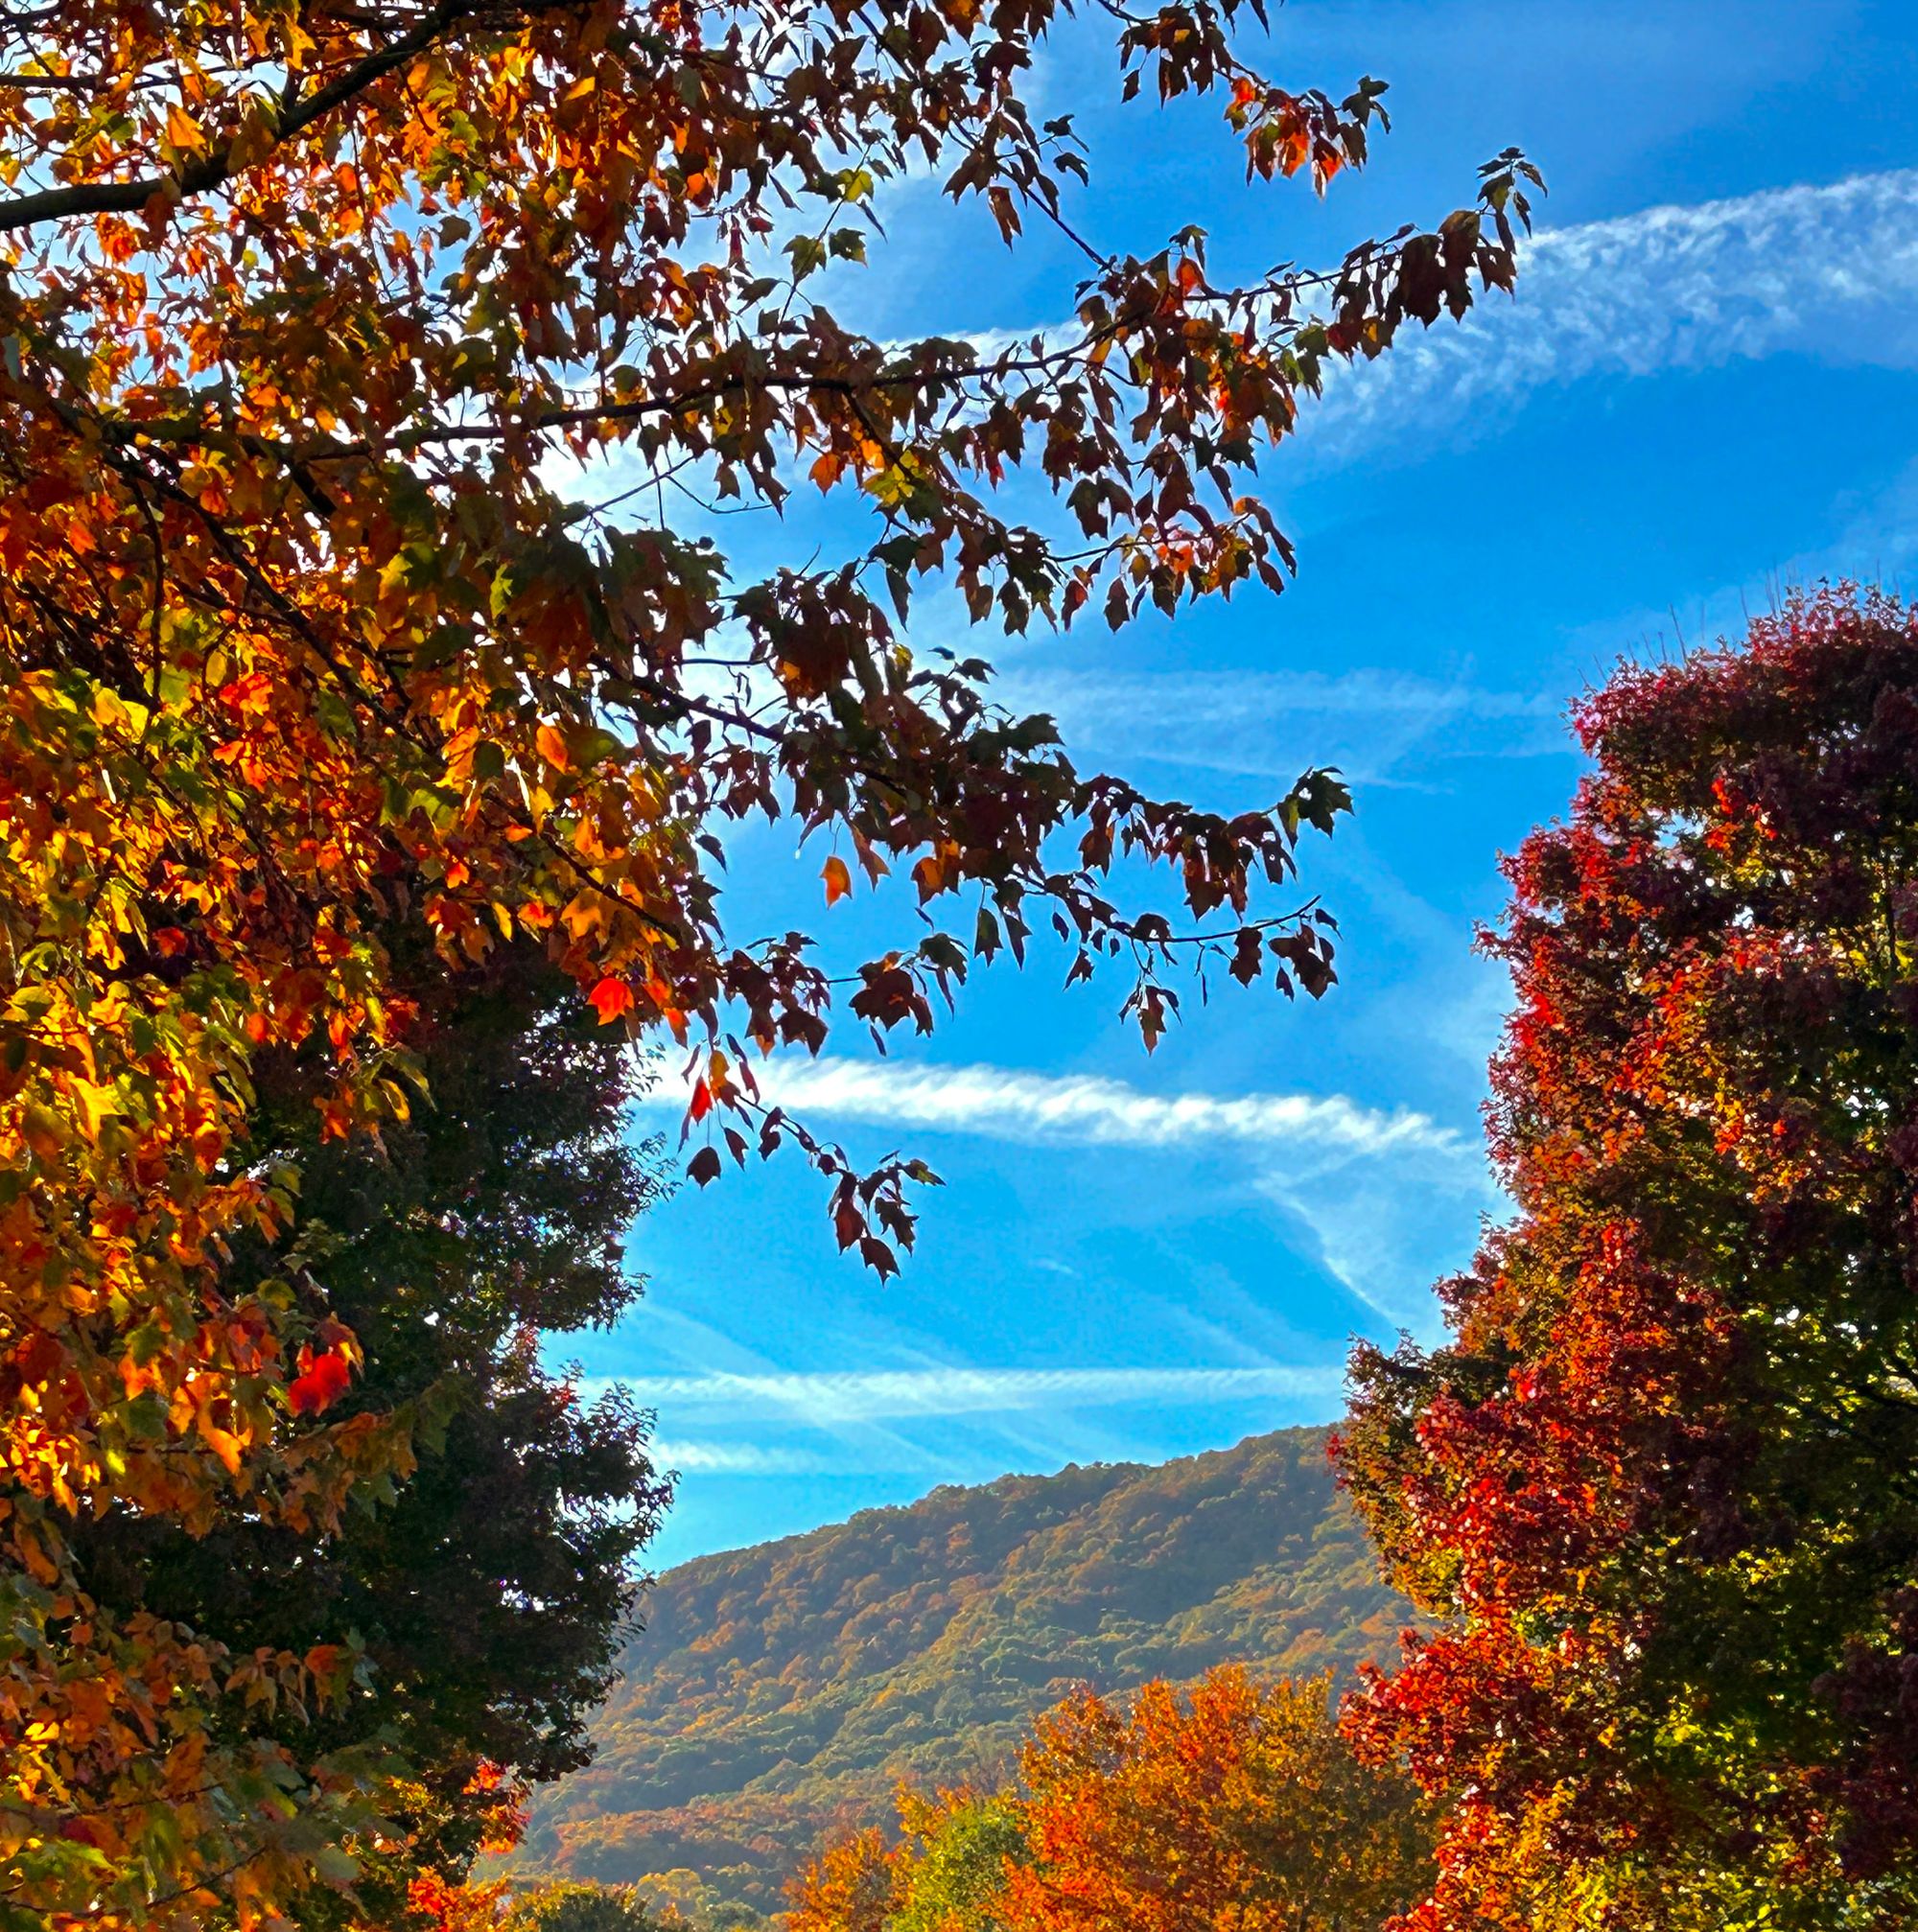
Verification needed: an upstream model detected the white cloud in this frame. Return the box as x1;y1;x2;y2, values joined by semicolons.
606;1360;1336;1476
1003;667;1553;727
731;1055;1463;1161
992;665;1566;784
632;1362;1342;1426
945;170;1918;476
606;1365;1348;1481
648;1437;835;1474
1302;169;1918;465
640;1056;1488;1332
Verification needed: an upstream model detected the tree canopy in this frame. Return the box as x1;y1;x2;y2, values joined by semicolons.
1338;588;1918;1929
1008;1668;1429;1932
64;941;671;1928
0;0;1545;1919
785;1667;1430;1932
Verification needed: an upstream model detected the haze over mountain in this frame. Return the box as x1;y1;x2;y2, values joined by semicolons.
523;1426;1409;1921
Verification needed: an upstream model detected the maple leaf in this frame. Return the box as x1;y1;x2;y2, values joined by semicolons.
588;976;636;1023
288;1346;354;1417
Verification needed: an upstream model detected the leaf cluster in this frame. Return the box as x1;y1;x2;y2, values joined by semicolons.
60;940;672;1927
786;1666;1431;1932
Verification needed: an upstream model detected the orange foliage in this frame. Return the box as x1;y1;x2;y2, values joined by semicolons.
1006;1668;1427;1932
406;1872;512;1932
785;1667;1427;1932
787;1829;901;1932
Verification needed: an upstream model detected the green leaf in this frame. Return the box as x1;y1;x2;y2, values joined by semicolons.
786;234;828;280
574;725;625;768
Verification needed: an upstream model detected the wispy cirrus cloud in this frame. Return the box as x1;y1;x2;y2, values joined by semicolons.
635;1363;1342;1428
648;1438;838;1475
624;1366;1346;1483
1302;168;1918;466
954;171;1918;475
991;665;1566;784
640;1057;1487;1331
730;1055;1463;1162
998;668;1554;728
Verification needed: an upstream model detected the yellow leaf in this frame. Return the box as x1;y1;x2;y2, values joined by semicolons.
164;102;207;153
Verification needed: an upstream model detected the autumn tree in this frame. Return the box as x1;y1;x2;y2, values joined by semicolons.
1338;588;1918;1929
888;1792;1030;1932
503;1879;669;1932
789;1670;1429;1932
0;0;1547;1919
1008;1669;1429;1932
63;940;671;1928
407;1876;677;1932
788;1829;903;1932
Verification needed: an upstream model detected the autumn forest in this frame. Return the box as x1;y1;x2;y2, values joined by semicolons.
2;0;1915;1930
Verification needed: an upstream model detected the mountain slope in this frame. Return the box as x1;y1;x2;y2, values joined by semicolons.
526;1427;1407;1920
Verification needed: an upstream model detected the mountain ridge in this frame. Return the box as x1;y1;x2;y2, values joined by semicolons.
525;1425;1407;1921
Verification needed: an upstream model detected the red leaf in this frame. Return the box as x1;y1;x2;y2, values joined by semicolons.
822;854;853;906
689;1078;713;1122
588;977;635;1023
289;1345;353;1417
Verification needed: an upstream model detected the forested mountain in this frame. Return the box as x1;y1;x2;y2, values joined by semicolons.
523;1427;1408;1921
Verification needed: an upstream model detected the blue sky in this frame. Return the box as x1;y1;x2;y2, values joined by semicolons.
560;0;1918;1568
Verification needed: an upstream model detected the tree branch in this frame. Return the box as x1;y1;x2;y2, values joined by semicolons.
0;0;477;235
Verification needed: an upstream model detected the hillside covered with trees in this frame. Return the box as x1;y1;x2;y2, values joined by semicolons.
524;1427;1405;1919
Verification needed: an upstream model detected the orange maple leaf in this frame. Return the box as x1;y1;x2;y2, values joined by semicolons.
588;976;636;1023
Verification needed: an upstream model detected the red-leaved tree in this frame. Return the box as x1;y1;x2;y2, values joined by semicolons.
1337;588;1918;1930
